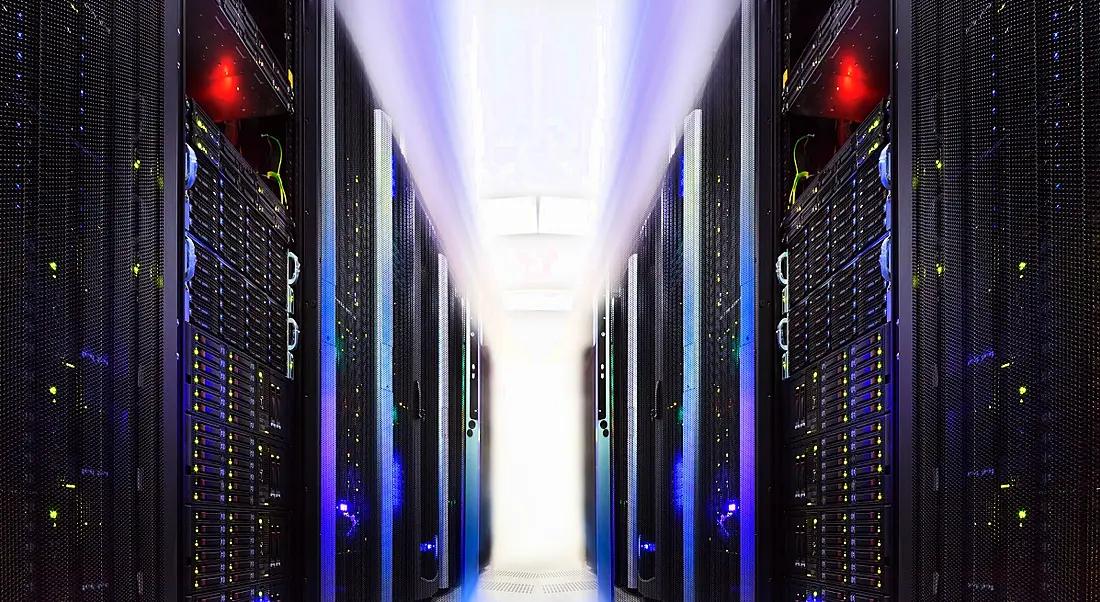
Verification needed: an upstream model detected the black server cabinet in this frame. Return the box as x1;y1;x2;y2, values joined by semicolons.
392;151;444;602
632;146;685;602
629;202;659;598
611;270;630;588
0;1;173;599
695;23;744;602
180;0;300;599
334;18;380;602
905;1;1100;600
443;267;466;593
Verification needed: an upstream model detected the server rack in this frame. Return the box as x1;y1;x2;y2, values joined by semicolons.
180;0;301;594
772;0;894;600
694;23;745;602
0;1;173;600
444;275;467;594
461;305;484;601
614;144;687;602
611;266;633;590
904;1;1100;600
392;149;448;602
333;18;380;602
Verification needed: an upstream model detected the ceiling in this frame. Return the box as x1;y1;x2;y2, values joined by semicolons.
474;0;603;201
335;0;736;324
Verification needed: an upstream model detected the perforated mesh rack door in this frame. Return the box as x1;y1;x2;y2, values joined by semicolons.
910;0;1100;600
0;0;166;600
657;143;685;602
697;23;743;602
334;19;379;602
633;204;660;600
392;149;423;602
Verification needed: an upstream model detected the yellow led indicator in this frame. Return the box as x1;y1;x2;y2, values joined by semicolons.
1018;509;1027;519
1019;386;1027;395
49;510;58;519
49;386;57;395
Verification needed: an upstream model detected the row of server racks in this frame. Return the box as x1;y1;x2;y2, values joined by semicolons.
595;0;1100;601
0;1;485;602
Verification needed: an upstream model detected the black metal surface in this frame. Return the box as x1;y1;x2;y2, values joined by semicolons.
783;0;891;121
909;0;1100;600
294;0;320;597
333;18;378;602
697;23;743;602
0;0;167;599
634;204;659;598
185;0;293;121
445;283;465;592
611;270;629;588
653;144;685;602
165;0;185;598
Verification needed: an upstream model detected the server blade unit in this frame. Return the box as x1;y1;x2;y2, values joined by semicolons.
779;100;892;601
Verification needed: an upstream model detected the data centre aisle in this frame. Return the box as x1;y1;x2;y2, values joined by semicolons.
490;310;587;572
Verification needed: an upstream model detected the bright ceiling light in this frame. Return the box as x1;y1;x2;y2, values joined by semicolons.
479;196;538;236
538;197;593;236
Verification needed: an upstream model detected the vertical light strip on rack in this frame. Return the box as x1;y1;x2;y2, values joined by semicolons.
319;0;337;599
462;299;481;601
682;109;702;602
374;108;395;602
596;282;613;601
737;0;757;598
627;253;639;589
438;254;450;589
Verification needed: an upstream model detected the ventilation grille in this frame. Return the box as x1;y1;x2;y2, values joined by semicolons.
334;19;379;600
481;581;535;594
0;1;166;600
910;0;1100;599
542;581;598;594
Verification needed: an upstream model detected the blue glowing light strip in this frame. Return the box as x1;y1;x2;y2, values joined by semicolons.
374;109;395;602
462;301;481;602
738;4;758;597
626;253;639;589
319;1;337;598
438;254;450;589
596;286;613;602
682;109;702;602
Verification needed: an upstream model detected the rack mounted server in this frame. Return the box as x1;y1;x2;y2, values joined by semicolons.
779;100;892;602
182;97;297;601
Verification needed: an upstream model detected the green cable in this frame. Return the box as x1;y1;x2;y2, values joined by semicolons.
261;134;288;207
788;134;814;208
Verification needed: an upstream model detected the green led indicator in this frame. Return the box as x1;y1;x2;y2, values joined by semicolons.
1018;261;1027;271
49;261;58;271
1018;509;1027;520
49;510;58;520
49;386;57;395
1019;386;1027;395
